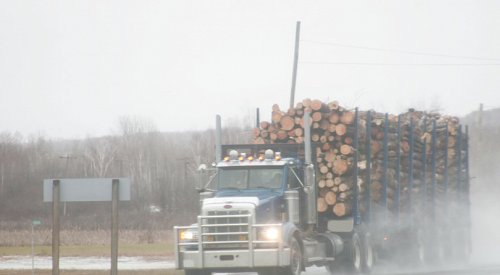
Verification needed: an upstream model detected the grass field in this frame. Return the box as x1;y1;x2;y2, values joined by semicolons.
0;229;173;246
0;243;173;257
0;229;177;272
0;229;174;257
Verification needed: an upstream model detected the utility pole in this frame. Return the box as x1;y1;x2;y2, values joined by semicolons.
289;21;301;109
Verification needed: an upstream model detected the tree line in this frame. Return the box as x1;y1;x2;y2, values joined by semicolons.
0;116;252;229
0;108;498;230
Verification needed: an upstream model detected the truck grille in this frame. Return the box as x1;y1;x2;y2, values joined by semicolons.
203;210;250;249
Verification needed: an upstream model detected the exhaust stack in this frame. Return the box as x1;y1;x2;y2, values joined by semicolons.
215;115;222;163
303;112;317;226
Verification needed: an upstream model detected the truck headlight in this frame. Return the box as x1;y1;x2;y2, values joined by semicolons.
180;229;198;242
259;227;280;241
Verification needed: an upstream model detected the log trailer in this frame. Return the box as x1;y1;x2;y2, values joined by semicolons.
173;110;470;275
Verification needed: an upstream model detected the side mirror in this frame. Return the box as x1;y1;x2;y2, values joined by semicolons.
196;187;215;193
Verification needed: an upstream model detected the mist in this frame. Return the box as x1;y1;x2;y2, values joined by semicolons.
470;170;500;264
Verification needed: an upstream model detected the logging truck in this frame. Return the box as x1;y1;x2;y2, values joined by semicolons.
174;103;471;275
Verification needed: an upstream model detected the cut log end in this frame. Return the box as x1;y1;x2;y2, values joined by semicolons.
280;116;295;131
317;198;328;212
333;202;352;217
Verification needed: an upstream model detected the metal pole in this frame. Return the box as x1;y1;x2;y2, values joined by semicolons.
52;180;60;275
465;125;472;255
465;126;470;207
111;179;119;275
256;108;260;128
444;126;449;225
215;115;222;163
304;111;317;226
382;113;389;212
422;138;427;213
422;118;427;208
431;120;437;223
289;21;301;109
365;111;372;224
456;125;463;232
353;108;360;225
456;126;462;192
396;115;401;223
409;119;414;228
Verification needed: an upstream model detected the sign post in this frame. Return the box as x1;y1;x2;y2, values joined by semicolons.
111;179;119;275
52;180;60;275
31;219;41;275
43;178;130;275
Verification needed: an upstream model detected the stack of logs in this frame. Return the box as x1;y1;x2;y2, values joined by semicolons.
252;99;467;219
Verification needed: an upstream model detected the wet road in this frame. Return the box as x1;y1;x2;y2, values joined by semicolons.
303;264;500;275
0;256;174;270
2;256;499;274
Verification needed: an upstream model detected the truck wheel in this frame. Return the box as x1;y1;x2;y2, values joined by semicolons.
345;232;363;274
280;237;303;275
325;232;363;275
361;232;374;274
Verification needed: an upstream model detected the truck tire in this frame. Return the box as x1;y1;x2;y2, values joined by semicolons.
345;232;363;274
280;237;303;275
361;232;374;274
325;232;363;275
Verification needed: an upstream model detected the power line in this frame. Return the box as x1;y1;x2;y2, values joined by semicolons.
301;61;500;66
301;40;500;62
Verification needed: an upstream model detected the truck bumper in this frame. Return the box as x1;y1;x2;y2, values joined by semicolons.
177;248;291;270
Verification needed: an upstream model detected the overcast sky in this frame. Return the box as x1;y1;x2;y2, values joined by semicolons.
1;1;499;139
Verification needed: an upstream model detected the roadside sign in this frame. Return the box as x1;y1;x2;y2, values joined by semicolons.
32;220;41;226
43;178;131;202
43;178;130;275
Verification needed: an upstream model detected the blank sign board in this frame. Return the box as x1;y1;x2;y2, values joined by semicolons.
43;178;131;202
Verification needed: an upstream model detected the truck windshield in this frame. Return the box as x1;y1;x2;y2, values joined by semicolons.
218;167;284;190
